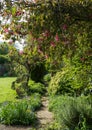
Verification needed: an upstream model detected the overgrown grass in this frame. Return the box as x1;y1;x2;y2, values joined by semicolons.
0;77;16;103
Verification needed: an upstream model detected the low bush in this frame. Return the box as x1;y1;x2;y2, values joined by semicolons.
12;81;28;97
28;80;46;94
48;63;92;96
11;75;31;97
11;78;46;97
29;93;42;111
49;95;92;130
43;73;51;86
0;101;36;125
48;70;73;96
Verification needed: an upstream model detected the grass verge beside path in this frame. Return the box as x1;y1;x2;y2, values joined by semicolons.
0;77;16;103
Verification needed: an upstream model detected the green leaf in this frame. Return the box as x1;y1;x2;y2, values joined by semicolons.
12;7;16;16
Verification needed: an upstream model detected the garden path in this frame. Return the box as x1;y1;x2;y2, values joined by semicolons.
36;96;53;128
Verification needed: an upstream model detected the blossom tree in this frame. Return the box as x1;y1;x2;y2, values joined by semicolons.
0;0;92;83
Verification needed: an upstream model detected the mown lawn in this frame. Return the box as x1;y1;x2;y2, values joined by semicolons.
0;77;16;103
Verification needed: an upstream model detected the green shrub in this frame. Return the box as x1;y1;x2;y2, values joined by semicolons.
0;64;10;77
12;78;46;97
12;82;28;97
43;73;51;86
28;80;46;94
0;101;36;125
11;76;30;97
29;93;42;111
28;80;35;87
48;70;73;95
48;63;92;96
0;43;9;55
0;55;9;64
49;95;92;130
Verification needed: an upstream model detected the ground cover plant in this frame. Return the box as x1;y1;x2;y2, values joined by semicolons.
49;95;92;130
28;93;42;111
28;80;46;95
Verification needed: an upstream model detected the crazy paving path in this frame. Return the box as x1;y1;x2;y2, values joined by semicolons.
36;96;53;128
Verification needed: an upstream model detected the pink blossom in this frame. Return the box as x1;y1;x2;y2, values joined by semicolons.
50;42;56;47
37;38;44;42
4;29;9;33
62;24;68;30
45;54;48;59
55;34;59;42
32;0;36;3
8;39;13;44
16;11;22;16
38;48;43;55
42;30;50;37
19;50;23;55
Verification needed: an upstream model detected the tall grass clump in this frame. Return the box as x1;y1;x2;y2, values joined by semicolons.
0;101;36;125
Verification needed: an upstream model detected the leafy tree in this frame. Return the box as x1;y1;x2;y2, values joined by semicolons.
0;0;92;86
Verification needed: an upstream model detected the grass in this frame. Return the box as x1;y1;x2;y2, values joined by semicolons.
0;77;16;103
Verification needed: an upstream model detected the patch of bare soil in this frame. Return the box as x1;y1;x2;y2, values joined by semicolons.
0;125;32;130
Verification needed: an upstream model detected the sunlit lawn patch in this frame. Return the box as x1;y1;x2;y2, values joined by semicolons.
0;77;16;103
